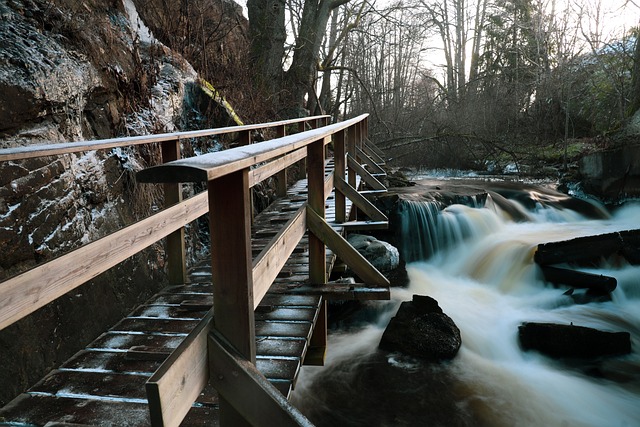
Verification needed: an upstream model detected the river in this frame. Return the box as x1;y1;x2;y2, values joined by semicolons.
292;181;640;427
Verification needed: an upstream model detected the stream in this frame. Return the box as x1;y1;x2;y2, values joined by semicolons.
292;181;640;427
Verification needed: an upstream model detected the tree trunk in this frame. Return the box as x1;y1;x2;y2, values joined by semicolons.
247;0;287;96
630;35;640;116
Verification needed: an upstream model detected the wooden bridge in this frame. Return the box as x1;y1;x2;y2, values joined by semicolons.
0;114;390;426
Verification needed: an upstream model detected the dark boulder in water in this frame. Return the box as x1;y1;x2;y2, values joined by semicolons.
518;322;631;359
379;295;461;361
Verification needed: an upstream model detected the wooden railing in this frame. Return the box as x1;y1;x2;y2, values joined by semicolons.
0;113;390;426
0;115;328;331
138;113;390;426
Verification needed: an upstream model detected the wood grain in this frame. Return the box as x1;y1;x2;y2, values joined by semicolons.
0;192;209;331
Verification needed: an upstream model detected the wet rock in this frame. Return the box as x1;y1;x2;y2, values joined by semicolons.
348;234;399;272
379;295;461;361
518;322;631;359
579;144;640;202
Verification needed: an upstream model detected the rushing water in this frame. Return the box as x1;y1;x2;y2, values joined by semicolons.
293;188;640;427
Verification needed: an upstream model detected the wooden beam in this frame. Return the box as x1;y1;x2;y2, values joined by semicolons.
208;169;256;427
161;139;187;285
208;329;314;427
0;192;209;331
273;283;390;300
252;206;307;308
362;141;385;164
334;131;346;223
356;147;386;175
334;176;387;222
248;148;306;188
136;115;370;184
347;155;386;191
324;171;334;202
306;207;389;287
146;310;213;427
208;169;256;363
0;116;332;161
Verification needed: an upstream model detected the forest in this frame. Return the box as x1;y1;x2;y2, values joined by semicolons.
140;0;639;174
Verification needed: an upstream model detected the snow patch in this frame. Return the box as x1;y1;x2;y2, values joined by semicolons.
122;0;155;44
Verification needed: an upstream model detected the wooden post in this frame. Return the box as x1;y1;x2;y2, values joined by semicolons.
334;129;346;223
275;125;288;197
161;139;187;284
296;121;307;180
207;168;255;427
238;130;252;146
347;125;358;220
306;138;327;365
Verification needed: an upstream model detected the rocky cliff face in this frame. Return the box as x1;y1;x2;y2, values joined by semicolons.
0;0;241;405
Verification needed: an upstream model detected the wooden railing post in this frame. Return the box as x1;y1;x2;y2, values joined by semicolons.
305;137;327;365
207;168;255;427
334;129;346;223
275;125;288;197
161;139;187;284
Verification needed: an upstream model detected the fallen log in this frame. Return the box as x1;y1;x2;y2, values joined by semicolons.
519;322;631;359
535;229;640;266
540;265;617;293
534;232;623;265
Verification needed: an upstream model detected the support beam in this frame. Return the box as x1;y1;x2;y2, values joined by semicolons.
161;139;187;284
208;169;255;427
356;147;386;176
208;329;314;427
334;176;387;222
307;207;389;287
348;155;386;191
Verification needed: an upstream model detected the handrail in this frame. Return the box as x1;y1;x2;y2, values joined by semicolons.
0;115;327;331
136;115;369;183
0;115;330;161
138;112;389;427
0;112;389;427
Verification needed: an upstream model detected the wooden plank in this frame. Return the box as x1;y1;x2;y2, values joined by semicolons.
146;310;214;427
136;115;369;184
270;283;390;300
336;220;389;231
324;171;335;202
347;154;386;190
249;147;307;187
306;207;389;287
0;192;209;331
208;329;314;427
334;176;387;222
252;205;307;308
0;115;331;161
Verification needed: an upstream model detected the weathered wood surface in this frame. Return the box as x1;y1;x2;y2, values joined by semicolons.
540;265;617;293
534;230;640;266
0;131;390;426
0;115;330;161
519;322;631;359
0;192;209;331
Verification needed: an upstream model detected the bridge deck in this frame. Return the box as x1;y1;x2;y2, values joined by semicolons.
0;168;360;426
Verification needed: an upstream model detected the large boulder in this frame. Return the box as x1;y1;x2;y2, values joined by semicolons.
379;295;461;361
579;145;640;202
518;322;631;359
348;234;399;272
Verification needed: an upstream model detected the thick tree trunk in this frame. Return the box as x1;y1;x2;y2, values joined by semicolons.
247;0;286;96
630;35;640;116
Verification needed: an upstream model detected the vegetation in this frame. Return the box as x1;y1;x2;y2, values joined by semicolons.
135;0;637;172
242;0;639;172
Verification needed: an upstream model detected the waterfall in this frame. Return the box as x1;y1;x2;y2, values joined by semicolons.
294;187;640;427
